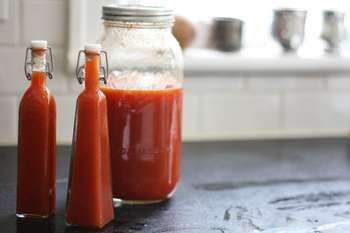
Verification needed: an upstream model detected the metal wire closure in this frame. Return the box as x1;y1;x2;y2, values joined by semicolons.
47;47;54;80
75;50;84;84
24;47;54;81
75;50;109;85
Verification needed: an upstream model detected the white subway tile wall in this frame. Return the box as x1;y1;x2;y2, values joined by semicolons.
0;48;28;94
184;76;244;92
1;0;350;144
199;93;280;132
47;49;70;94
327;76;350;91
246;76;326;91
284;93;350;130
0;97;18;144
0;0;19;45
183;92;199;135
55;95;76;144
22;0;67;46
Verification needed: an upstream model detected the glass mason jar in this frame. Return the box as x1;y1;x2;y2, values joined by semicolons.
99;5;183;204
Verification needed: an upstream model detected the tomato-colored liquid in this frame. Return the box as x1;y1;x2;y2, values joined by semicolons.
66;52;114;229
17;70;56;218
101;87;182;201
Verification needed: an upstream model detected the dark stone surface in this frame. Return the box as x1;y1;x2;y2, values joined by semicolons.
2;139;350;232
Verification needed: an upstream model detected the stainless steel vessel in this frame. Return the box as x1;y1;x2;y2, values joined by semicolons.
272;9;307;52
321;10;346;52
209;17;243;52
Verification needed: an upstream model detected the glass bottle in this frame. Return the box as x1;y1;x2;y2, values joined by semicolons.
17;40;56;218
66;44;114;229
99;5;183;204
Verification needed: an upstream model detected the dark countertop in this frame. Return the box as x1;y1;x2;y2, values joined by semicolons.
2;139;350;233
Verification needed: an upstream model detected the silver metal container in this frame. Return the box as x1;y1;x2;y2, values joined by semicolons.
209;17;243;52
272;9;307;52
321;10;346;52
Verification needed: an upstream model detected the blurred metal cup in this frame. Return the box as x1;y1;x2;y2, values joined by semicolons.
272;9;307;52
209;17;243;52
321;10;346;52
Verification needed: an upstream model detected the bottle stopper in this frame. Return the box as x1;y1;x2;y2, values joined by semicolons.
84;44;102;54
30;40;48;49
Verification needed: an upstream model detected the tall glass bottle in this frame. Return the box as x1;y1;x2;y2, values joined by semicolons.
66;44;114;229
17;40;56;218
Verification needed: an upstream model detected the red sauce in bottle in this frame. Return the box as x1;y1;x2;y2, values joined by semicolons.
101;86;182;202
66;46;114;229
17;45;56;218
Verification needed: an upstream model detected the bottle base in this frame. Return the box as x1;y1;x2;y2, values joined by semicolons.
113;198;165;206
113;187;176;206
66;219;114;230
16;213;53;219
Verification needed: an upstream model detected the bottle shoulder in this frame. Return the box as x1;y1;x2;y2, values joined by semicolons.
78;89;105;98
77;89;106;104
20;85;53;107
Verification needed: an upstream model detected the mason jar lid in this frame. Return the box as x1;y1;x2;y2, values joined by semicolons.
102;5;174;23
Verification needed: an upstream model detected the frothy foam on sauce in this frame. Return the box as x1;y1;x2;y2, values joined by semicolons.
106;71;181;90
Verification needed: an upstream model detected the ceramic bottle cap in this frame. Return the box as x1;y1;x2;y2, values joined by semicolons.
30;40;48;49
85;44;102;54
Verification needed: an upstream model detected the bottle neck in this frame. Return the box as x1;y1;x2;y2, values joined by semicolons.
32;49;47;72
31;71;46;88
84;52;100;91
30;49;47;88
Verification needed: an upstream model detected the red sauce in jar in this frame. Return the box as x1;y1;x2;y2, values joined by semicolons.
66;50;114;228
101;87;182;202
17;67;56;218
